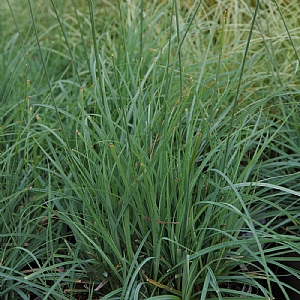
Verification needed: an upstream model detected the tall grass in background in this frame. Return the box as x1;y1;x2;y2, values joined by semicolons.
0;0;300;299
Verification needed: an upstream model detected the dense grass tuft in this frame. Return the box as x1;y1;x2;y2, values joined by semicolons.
1;1;300;299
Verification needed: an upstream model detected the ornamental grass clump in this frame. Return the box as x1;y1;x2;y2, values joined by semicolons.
0;1;299;299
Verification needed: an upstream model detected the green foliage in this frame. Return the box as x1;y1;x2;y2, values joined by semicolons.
1;0;300;299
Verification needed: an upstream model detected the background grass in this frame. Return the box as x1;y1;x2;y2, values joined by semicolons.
1;0;300;299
